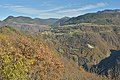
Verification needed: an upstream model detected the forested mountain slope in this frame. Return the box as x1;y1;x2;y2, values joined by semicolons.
41;23;120;79
0;26;109;80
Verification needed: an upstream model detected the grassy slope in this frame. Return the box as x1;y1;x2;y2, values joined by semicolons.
63;12;120;25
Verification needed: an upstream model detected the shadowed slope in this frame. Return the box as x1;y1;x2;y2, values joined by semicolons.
91;50;120;80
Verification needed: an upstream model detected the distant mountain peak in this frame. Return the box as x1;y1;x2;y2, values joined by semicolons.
61;16;70;19
3;16;32;21
17;16;33;19
98;9;120;13
5;16;14;19
52;16;70;27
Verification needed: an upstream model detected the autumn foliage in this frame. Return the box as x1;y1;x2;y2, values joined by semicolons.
0;26;109;80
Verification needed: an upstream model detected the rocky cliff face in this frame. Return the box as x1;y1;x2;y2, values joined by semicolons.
90;50;120;80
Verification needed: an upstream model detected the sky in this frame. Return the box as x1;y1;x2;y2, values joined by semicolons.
0;0;119;20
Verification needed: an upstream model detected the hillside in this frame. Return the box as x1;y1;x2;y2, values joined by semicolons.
40;23;120;80
0;26;109;80
62;9;120;25
52;17;70;27
0;26;64;80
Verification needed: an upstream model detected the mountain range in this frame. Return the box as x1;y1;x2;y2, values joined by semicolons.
0;9;120;80
0;16;58;32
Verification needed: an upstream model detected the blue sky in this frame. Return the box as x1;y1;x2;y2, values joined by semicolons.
0;0;119;20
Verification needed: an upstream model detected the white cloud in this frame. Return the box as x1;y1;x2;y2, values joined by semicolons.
57;3;107;13
43;7;64;12
40;1;55;7
3;4;64;14
1;2;107;18
4;5;46;14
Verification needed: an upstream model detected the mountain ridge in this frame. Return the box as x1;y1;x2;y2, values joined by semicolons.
59;9;120;26
0;16;59;32
3;16;59;25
